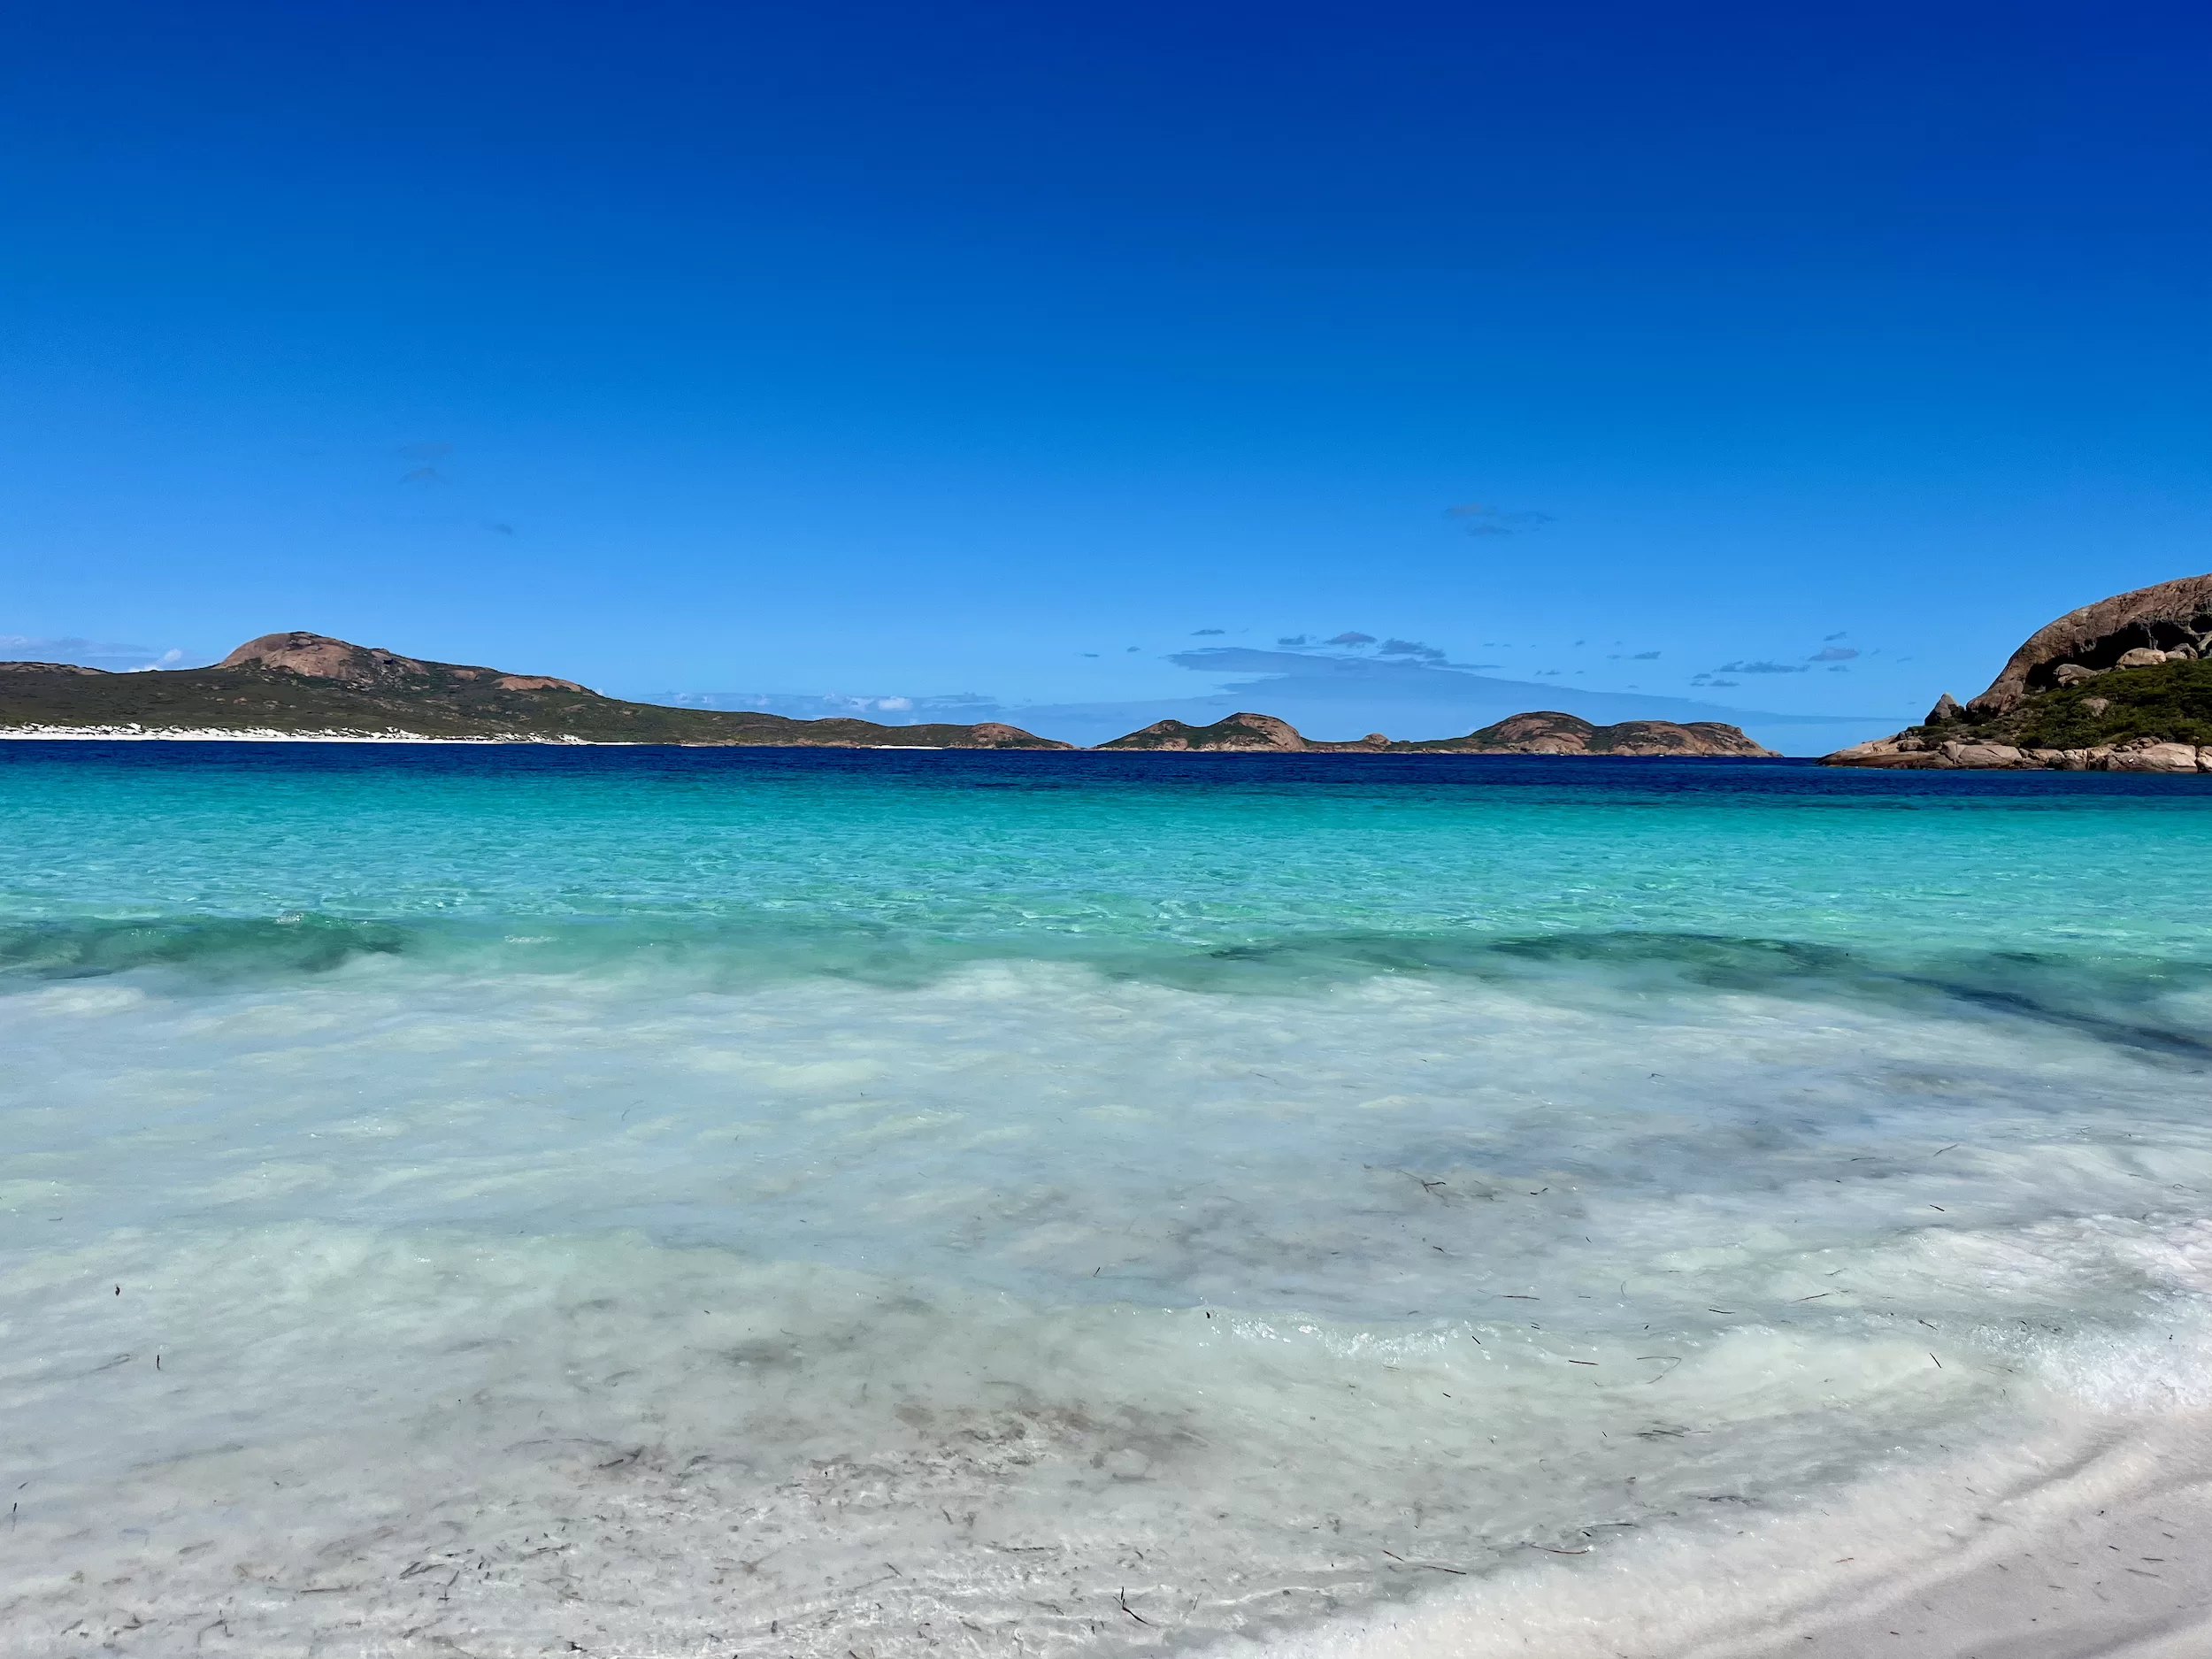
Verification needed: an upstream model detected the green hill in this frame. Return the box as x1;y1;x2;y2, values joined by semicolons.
0;633;1069;749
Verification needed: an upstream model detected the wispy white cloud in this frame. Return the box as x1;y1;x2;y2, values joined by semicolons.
642;689;988;722
0;635;207;671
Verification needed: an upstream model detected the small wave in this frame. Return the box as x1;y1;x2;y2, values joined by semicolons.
5;915;2210;1058
0;914;412;982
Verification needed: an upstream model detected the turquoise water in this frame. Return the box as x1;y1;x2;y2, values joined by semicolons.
5;744;2212;1656
7;746;2210;955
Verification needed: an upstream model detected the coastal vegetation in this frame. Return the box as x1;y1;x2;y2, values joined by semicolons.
0;633;1069;749
1825;573;2212;771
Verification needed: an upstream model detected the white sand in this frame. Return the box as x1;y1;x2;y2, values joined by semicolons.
1229;1411;2212;1659
0;725;583;741
0;726;965;745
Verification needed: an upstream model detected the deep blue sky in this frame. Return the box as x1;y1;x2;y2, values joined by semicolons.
4;0;2207;746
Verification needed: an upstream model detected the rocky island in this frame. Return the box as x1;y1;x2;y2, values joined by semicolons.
1099;713;1345;750
1824;573;2212;771
0;632;1071;749
1400;710;1778;756
1099;710;1776;756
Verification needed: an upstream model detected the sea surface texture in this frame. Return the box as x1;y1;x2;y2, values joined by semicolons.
4;744;2211;1657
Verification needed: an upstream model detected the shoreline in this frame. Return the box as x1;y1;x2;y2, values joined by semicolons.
0;726;945;749
1231;1403;2212;1659
0;725;596;744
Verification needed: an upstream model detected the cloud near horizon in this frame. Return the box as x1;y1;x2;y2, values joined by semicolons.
1274;630;1455;658
649;689;995;721
639;639;1897;752
0;635;203;671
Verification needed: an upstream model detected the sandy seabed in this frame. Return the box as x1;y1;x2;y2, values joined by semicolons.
10;745;2212;1659
1248;1412;2212;1659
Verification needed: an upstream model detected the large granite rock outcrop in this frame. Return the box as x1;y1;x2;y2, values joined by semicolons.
1823;573;2212;771
1825;734;2212;772
1962;573;2212;714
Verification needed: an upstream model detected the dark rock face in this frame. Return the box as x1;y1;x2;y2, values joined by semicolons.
1964;573;2212;715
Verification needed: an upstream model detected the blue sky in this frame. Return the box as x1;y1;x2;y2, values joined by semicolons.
4;0;2208;749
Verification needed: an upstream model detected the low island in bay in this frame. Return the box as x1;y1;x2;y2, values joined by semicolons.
1095;709;1776;756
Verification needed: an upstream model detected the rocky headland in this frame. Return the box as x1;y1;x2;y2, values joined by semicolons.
0;633;1071;749
1098;709;1776;756
1824;573;2212;772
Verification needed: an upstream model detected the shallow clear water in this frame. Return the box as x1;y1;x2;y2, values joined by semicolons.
4;744;2212;1656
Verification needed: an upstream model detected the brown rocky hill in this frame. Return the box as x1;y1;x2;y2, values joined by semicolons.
1962;573;2212;714
1400;710;1778;757
1825;573;2212;772
1098;709;1775;756
1097;713;1317;750
0;632;1070;749
218;631;590;693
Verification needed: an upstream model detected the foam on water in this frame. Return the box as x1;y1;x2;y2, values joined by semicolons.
4;745;2212;1655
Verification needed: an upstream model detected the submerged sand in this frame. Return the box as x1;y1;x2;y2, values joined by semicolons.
1241;1412;2212;1659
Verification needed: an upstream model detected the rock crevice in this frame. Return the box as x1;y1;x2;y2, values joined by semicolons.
1963;573;2212;714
